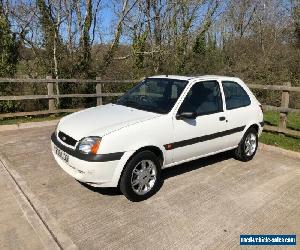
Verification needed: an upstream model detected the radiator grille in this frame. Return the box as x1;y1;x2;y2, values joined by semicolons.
58;131;77;147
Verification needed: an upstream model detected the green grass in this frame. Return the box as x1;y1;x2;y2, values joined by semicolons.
264;111;300;131
260;111;300;152
259;132;300;152
0;113;67;125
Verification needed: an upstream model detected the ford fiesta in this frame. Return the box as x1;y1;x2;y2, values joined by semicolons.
51;75;264;201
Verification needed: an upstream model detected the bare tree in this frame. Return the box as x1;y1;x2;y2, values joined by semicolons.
227;0;258;38
99;0;138;74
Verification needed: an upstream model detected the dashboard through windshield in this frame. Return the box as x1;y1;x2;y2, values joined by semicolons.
115;78;188;114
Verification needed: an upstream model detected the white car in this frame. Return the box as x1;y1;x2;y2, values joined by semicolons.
51;75;264;201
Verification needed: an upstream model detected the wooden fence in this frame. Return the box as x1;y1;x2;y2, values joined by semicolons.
0;77;299;137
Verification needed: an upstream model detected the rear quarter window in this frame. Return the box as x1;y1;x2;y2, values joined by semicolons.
222;81;251;110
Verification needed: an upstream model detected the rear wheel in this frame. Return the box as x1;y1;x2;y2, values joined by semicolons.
234;127;258;162
120;151;162;202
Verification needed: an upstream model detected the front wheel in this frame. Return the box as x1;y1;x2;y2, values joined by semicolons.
119;151;162;202
234;127;258;162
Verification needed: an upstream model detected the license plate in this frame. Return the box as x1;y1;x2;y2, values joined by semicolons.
54;145;69;163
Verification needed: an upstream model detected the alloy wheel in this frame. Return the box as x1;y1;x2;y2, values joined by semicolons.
131;160;157;195
244;133;257;156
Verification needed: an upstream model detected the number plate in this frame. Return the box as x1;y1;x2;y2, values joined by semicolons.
54;145;69;163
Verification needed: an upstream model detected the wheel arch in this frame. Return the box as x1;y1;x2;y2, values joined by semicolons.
238;122;260;147
235;122;259;162
117;145;165;187
248;123;259;133
127;146;164;166
243;121;262;135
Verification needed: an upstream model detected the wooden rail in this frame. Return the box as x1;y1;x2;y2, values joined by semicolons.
0;77;299;138
247;83;300;92
0;77;134;119
0;93;123;101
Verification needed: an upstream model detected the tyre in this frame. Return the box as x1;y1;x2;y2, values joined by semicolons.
119;151;162;202
234;127;258;162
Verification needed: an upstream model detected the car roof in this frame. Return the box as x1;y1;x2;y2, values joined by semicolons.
148;75;192;81
148;75;241;82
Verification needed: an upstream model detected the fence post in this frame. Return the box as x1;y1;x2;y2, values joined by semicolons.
96;77;102;106
279;82;291;129
46;76;55;111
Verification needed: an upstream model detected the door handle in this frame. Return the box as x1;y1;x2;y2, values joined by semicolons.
219;116;226;121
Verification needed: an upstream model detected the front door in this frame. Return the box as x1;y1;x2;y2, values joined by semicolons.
221;80;253;146
170;80;229;163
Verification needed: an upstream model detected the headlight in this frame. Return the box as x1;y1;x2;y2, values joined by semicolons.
78;137;101;154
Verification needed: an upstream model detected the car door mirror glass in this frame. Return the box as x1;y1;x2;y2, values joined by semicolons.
176;112;197;120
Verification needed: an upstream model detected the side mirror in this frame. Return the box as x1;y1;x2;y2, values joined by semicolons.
176;111;197;120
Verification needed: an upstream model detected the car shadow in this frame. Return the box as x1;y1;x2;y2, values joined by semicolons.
78;150;234;196
78;181;122;196
162;150;233;180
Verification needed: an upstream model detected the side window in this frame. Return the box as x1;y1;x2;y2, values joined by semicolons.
178;81;223;116
222;81;251;110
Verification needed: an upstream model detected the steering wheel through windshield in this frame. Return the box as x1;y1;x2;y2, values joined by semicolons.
138;95;150;104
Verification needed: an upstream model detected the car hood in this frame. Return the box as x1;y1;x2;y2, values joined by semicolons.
58;103;161;140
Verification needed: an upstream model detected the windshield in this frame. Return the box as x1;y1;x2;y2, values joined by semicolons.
115;78;188;114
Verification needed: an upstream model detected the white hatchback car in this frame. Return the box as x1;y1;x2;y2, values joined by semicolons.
51;75;264;201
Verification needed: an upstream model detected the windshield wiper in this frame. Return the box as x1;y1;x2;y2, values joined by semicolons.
117;99;165;114
125;100;138;107
117;99;138;108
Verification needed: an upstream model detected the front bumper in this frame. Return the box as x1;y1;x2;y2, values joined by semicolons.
51;133;129;187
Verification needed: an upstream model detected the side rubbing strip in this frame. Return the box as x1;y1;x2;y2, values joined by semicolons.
164;126;245;150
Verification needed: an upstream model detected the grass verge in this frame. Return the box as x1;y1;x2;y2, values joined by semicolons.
259;132;300;152
0;113;67;125
264;111;300;131
260;111;300;152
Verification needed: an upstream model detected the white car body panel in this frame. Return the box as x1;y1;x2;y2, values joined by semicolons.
58;103;161;141
101;114;172;162
51;75;263;187
170;79;231;163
